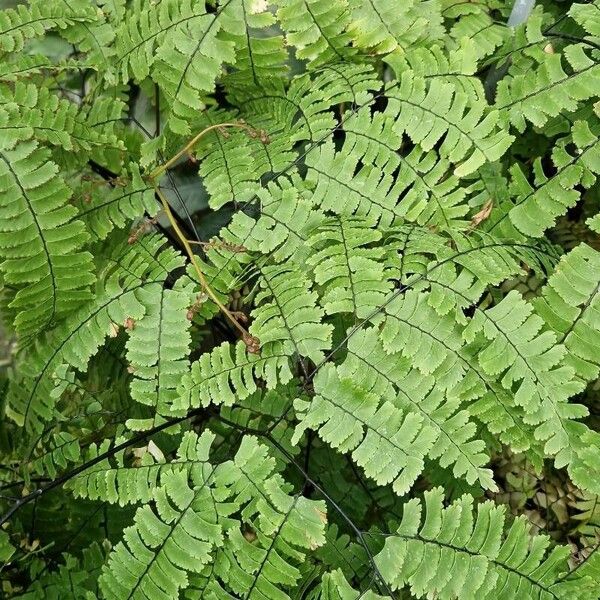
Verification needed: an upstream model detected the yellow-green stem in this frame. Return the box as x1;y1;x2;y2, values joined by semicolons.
148;122;254;181
149;123;261;351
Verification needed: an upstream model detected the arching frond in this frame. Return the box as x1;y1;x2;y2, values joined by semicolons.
0;140;95;337
293;362;439;496
176;341;293;411
375;487;597;599
496;43;600;131
0;0;94;53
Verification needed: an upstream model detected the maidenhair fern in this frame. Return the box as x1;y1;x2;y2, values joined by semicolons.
1;1;600;599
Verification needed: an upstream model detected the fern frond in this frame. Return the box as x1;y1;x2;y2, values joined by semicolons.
340;327;495;490
5;235;183;432
387;72;513;177
152;8;237;134
306;216;392;318
0;54;82;82
493;121;600;238
250;263;333;365
305;107;472;228
221;0;287;88
380;290;464;376
374;487;597;599
275;0;354;66
199;435;327;600
75;164;157;240
232;63;380;145
448;9;508;60
385;38;484;102
192;113;262;210
18;542;104;598
226;180;321;262
69;430;215;506
570;0;600;44
51;0;116;70
496;43;600;131
0;140;95;337
125;285;193;431
463;290;581;416
348;0;443;55
99;450;223;598
534;243;600;382
321;569;386;600
293;363;439;496
100;434;327;600
176;340;293;411
0;83;123;153
30;431;81;479
0;0;94;53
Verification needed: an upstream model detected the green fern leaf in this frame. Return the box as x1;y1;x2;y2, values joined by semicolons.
348;0;443;55
250;263;333;365
75;164;157;240
125;285;193;431
275;0;354;66
375;487;597;599
340;327;495;490
534;243;600;382
306;216;392;318
388;72;513;177
0;0;93;53
293;363;439;496
99;457;223;598
69;430;216;506
492;121;600;238
176;340;293;410
5;235;182;432
496;43;600;131
0;140;95;337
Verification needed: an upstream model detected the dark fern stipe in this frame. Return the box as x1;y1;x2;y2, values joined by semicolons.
0;0;600;598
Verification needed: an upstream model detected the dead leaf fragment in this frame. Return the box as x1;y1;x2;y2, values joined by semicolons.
469;199;494;230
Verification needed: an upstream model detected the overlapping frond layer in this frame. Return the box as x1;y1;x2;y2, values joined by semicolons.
99;433;327;600
3;1;600;598
5;235;182;432
338;327;495;489
99;437;222;599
